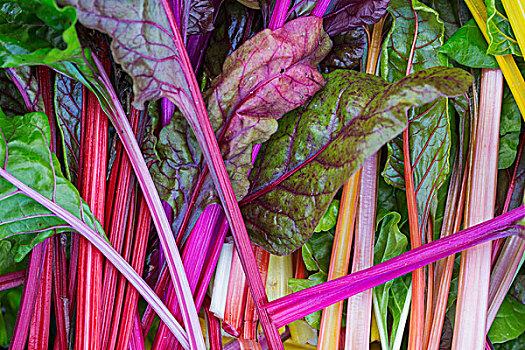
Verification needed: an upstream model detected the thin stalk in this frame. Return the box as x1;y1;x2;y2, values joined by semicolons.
487;236;525;328
76;87;108;350
52;233;69;350
204;298;223;350
116;194;151;350
452;69;503;349
129;313;147;350
243;247;270;340
423;220;434;347
345;155;378;349
464;0;525;118
311;0;331;18
223;248;248;337
264;206;525;328
0;167;190;348
344;18;384;349
317;171;360;349
500;0;525;57
0;270;25;291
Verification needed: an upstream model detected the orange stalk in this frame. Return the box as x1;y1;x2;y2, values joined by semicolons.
317;171;360;349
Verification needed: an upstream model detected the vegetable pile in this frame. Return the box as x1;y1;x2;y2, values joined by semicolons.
0;0;524;349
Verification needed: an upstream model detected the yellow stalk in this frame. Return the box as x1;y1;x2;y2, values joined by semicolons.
464;0;525;118
501;0;525;57
317;171;361;349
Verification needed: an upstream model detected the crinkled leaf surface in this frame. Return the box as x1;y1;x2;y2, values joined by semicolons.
441;19;499;69
422;0;470;39
486;0;522;57
323;0;389;36
4;67;44;114
241;67;472;255
314;199;339;232
54;74;83;183
320;27;366;73
381;0;451;231
202;0;263;79
301;231;333;274
59;0;194;110
150;17;331;237
499;79;523;169
0;111;102;262
488;295;525;343
188;0;215;35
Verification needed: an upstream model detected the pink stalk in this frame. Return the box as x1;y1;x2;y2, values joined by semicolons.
223;248;249;337
243;247;270;340
152;204;224;349
53;234;69;350
264;206;525;327
345;154;378;349
268;0;291;30
129;313;146;350
8;241;47;350
0;270;25;291
117;195;152;350
452;69;503;349
311;0;331;18
204;298;223;350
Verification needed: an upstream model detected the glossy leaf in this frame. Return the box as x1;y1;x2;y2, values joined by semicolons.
202;0;263;80
488;295;525;343
288;271;326;329
0;111;102;261
241;67;472;255
421;0;469;39
302;232;334;274
486;0;522;57
151;17;331;238
54;74;83;184
381;0;451;230
323;0;389;36
440;19;499;69
320;27;366;73
314;200;340;233
188;0;215;35
499;82;522;169
4;67;44;114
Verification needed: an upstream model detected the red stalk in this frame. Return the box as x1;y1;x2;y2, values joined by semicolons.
100;108;140;349
116;194;151;350
129;313;146;350
75;85;108;350
223;248;249;337
9;241;48;350
52;234;70;350
265;206;525;327
28;240;53;350
204;298;223;350
0;270;25;291
243;247;270;340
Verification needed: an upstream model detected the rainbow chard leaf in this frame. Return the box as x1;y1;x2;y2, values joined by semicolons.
4;67;44;114
187;0;215;35
0;70;26;117
54;74;83;184
240;67;472;255
150;17;332;238
381;0;450;231
320;27;366;73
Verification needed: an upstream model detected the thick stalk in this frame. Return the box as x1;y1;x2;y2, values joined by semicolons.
501;0;525;57
317;172;360;349
0;270;25;291
223;248;249;337
265;206;525;328
452;69;503;349
268;0;291;30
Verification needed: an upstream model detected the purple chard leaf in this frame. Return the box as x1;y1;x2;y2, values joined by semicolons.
239;67;472;255
150;16;331;240
323;0;390;36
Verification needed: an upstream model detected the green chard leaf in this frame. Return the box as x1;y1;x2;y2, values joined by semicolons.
381;0;451;231
499;82;523;169
0;69;26;117
241;67;472;255
314;199;340;233
372;210;410;350
149;17;332;238
0;110;103;261
288;271;326;329
488;295;525;343
440;19;499;69
302;231;334;274
421;0;470;40
486;0;522;57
